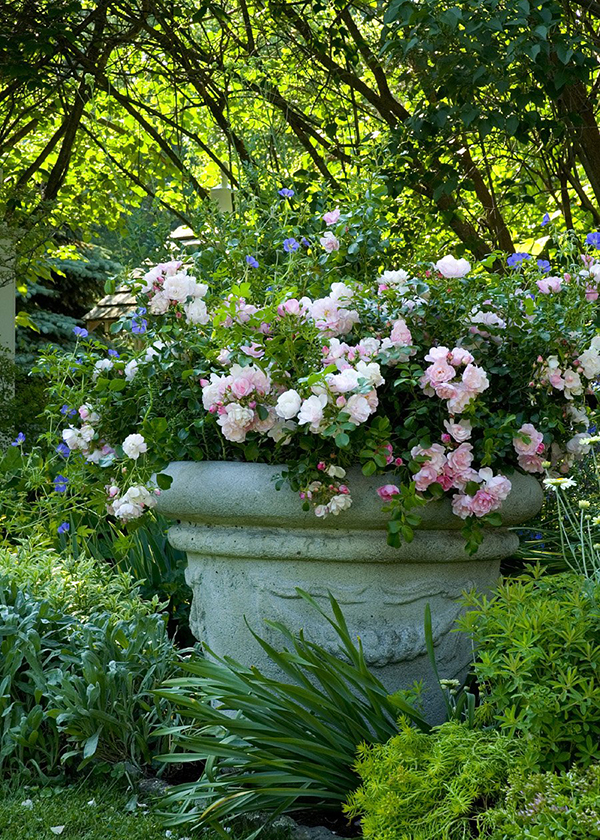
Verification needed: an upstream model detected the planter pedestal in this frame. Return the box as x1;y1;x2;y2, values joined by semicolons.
157;462;542;721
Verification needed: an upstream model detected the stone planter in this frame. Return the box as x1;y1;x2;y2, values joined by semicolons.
157;461;543;720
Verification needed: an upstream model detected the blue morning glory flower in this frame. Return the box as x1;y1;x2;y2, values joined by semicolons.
586;232;600;249
56;442;70;458
73;326;88;338
131;318;147;335
507;252;531;268
57;522;70;535
53;475;69;493
108;349;120;358
541;213;550;227
11;432;25;446
278;187;294;198
245;255;259;268
537;259;551;272
283;238;300;253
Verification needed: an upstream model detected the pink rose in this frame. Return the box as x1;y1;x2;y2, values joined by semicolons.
513;423;543;456
376;484;400;502
389;318;413;346
424;346;451;362
345;394;371;424
518;454;544;473
320;231;340;252
447;443;473;473
426;359;456;386
414;465;440;491
462;364;490;395
449;347;474;366
536;276;562;294
444;419;472;442
469;489;498;517
586;286;599;302
323;207;341;225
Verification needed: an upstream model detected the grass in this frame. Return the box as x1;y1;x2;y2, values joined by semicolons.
0;780;190;840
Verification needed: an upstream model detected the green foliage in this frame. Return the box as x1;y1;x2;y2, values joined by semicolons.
0;571;183;778
0;539;158;620
345;720;522;840
482;763;600;839
0;780;192;840
154;590;428;832
459;568;600;771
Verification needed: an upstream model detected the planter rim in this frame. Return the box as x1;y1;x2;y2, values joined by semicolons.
156;460;543;532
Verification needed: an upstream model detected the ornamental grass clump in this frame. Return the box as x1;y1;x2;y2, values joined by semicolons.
11;213;600;551
153;591;428;833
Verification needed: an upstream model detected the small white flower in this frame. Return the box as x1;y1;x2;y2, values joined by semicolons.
326;465;346;478
543;477;577;490
50;828;65;836
21;800;33;809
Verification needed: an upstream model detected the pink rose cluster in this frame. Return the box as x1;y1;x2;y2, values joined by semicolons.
62;404;117;465
389;428;512;520
140;260;210;324
302;282;360;337
420;346;489;415
106;483;159;522
201;363;281;443
300;463;352;517
512;423;545;473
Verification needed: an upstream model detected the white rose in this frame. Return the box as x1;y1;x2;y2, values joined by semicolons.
328;493;352;515
185;298;210;325
122;433;147;460
149;291;170;314
297;394;328;431
62;427;82;451
379;269;409;286
275;389;302;420
356;360;385;387
124;360;139;381
435;255;471;278
162;272;197;302
345;394;371;424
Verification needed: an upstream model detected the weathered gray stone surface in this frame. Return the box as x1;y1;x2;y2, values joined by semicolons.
157;462;543;721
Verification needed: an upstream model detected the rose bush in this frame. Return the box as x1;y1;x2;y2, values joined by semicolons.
20;213;600;551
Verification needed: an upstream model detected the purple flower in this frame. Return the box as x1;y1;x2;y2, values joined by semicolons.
11;432;25;446
131;318;147;335
283;238;300;253
56;442;70;458
245;255;259;268
586;232;600;249
537;259;551;272
57;522;70;535
541;212;550;227
301;237;310;247
53;475;69;493
507;252;531;268
73;326;88;338
108;349;120;358
278;187;294;198
137;306;147;315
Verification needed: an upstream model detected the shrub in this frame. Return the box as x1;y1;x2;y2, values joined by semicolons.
0;576;183;777
155;591;428;832
0;539;158;619
482;763;600;839
458;567;600;771
344;720;522;840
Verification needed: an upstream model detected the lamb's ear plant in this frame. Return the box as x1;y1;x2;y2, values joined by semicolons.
154;589;429;834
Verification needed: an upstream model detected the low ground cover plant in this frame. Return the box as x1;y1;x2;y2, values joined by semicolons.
481;763;600;839
459;567;600;770
345;719;522;840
